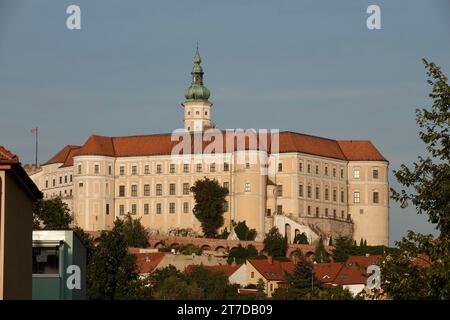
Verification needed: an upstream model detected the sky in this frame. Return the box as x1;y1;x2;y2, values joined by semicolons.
1;0;449;246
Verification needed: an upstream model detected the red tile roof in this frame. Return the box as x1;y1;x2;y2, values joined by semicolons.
313;262;344;284
346;255;382;269
0;146;19;163
134;252;167;274
248;259;295;281
184;264;241;277
45;131;387;163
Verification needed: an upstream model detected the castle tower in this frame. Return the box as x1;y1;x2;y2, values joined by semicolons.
182;47;213;132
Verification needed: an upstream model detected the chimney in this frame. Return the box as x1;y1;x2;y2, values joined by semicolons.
267;256;273;264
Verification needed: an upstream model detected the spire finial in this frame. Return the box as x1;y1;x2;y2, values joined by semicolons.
193;44;201;65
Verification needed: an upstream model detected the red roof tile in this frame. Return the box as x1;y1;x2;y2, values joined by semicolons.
337;140;386;161
134;252;167;274
346;255;382;269
248;259;295;281
313;262;344;284
44;145;81;166
0;146;19;163
184;264;241;277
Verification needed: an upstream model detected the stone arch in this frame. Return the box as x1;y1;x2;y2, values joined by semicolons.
305;251;315;262
215;246;227;254
154;242;165;249
201;244;211;251
169;242;180;249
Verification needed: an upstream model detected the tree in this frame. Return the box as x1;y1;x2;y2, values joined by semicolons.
185;265;236;299
33;197;73;230
256;278;266;299
227;244;261;264
116;213;148;248
382;60;450;300
153;276;203;300
293;232;309;244
331;236;357;262
314;238;330;263
190;178;229;238
234;221;257;241
263;227;287;258
73;226;95;264
87;219;150;300
284;253;320;299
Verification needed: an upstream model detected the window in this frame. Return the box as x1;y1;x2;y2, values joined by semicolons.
180;183;189;195
120;166;125;175
131;185;137;197
224;201;229;212
333;209;336;219
64;175;67;184
325;166;328;176
106;204;110;215
307;206;311;215
224;162;229;171
156;203;162;214
94;164;99;174
45;179;48;188
109;165;112;175
196;164;202;172
277;185;283;197
132;166;137;175
333;168;336;177
131;204;137;215
157;164;162;174
325;208;328;217
183;202;189;213
315;207;319;217
53;179;56;187
341;190;345;203
315;165;319;175
278;162;283;172
340;168;344;179
156;184;162;196
169;202;175;214
298;184;303;197
373;191;379;204
373;169;379;179
246;162;250;169
144;203;149;215
70;175;72;182
245;182;251;192
307;185;312;198
307;164;311;173
251;272;254;279
32;247;59;275
325;187;329;200
78;164;82;174
119;205;125;215
210;163;216;172
196;111;200;115
170;164;175;173
299;162;303;172
183;164;189;173
144;165;150;175
354;169;360;179
341;210;345;219
59;176;62;184
354;191;360;204
169;183;176;195
119;185;125;197
315;186;320;200
277;205;283;214
223;182;229;191
79;182;84;188
144;184;150;196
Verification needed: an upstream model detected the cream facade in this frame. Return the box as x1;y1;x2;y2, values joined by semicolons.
28;49;389;246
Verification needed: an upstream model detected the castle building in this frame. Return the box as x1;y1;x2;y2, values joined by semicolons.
28;48;389;246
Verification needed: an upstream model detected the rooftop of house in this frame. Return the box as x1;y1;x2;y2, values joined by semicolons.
184;263;242;277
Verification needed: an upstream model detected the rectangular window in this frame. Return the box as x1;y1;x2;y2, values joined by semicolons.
120;166;125;176
156;184;162;196
132;166;137;175
144;165;150;175
315;165;319;175
183;164;189;173
169;202;175;214
32;247;59;275
277;185;283;197
131;204;137;215
59;176;62;184
325;166;328;176
131;185;137;197
156;203;162;214
223;201;229;212
79;182;83;188
373;169;379;179
278;162;283;172
354;169;360;179
246;162;250;169
94;164;99;174
183;183;190;195
183;202;189;213
315;186;320;200
46;180;49;188
299;184;303;197
325;208;328;217
223;162;229;171
277;205;283;214
170;164;175;173
315;207;319;217
354;191;360;204
307;185;312;198
307;164;311;173
106;204;110;215
333;168;336;177
108;165;112;175
325;188;329;201
245;182;251;192
299;162;303;172
53;179;56;187
333;209;336;219
78;164;82;174
119;185;125;197
119;205;125;215
333;189;337;202
144;203;149;215
341;210;345;219
223;182;229;191
64;175;67;184
70;175;72;182
340;168;344;179
341;190;345;203
157;164;162;174
169;183;176;195
307;206;311;215
144;184;150;196
210;163;216;172
196;164;202;172
373;191;379;204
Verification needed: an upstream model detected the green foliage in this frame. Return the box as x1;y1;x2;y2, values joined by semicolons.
116;213;148;248
153;276;203;300
219;227;230;239
73;226;95;264
256;278;266;299
178;244;203;255
227;244;261;264
185;265;235;299
263;227;287;258
190;178;229;238
33;197;73;230
234;221;257;241
331;236;357;262
293;232;309;244
314;238;330;263
283;253;321;299
87;219;151;300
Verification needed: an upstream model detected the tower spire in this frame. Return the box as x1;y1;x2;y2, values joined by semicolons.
184;46;210;101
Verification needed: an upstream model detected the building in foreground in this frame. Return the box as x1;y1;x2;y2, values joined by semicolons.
0;146;42;300
32;230;86;300
28;48;389;246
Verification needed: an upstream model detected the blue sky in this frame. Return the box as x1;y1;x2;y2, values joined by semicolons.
1;0;449;245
